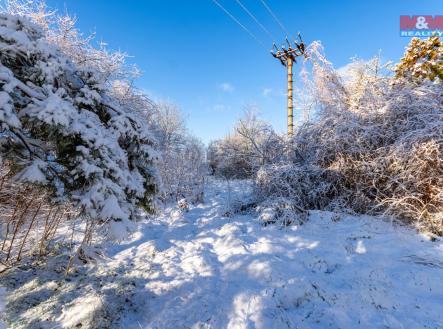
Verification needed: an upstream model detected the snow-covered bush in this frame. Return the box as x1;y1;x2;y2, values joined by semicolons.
0;5;159;264
208;108;285;179
396;36;442;82
256;164;343;210
256;196;308;226
150;101;207;203
256;38;443;235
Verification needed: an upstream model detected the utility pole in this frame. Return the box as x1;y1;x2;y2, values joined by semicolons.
271;34;306;137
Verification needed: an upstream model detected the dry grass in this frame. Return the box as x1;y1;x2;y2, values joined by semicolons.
0;162;80;267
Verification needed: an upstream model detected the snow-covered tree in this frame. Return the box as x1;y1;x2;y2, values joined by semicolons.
150;101;187;149
151;101;207;202
3;0;141;86
208;107;285;179
0;12;159;234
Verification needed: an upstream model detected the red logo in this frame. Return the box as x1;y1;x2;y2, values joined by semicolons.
400;16;443;30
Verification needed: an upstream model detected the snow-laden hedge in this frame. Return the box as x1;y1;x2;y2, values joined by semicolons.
256;40;443;235
0;13;159;226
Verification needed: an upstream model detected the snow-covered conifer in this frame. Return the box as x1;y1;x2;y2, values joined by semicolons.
0;13;159;230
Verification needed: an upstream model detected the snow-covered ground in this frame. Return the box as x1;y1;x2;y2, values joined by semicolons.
0;287;6;329
1;180;443;328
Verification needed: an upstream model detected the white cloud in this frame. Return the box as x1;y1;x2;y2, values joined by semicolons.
263;88;273;97
219;82;234;93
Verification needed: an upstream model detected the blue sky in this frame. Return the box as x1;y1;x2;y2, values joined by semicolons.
43;0;441;143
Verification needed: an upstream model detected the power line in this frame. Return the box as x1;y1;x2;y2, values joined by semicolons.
212;0;265;47
234;0;275;41
259;0;290;37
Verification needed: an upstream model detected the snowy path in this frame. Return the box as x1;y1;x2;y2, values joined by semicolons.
107;181;443;329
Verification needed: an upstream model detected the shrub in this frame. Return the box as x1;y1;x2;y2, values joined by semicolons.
150;101;207;203
208;108;285;179
256;38;443;235
0;8;159;265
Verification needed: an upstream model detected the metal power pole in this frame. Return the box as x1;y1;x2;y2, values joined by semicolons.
271;34;306;137
287;56;294;136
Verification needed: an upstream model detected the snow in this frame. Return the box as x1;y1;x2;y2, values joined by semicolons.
105;180;442;329
1;180;443;328
0;287;6;329
56;294;102;328
14;159;48;184
100;194;129;221
0;90;21;128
